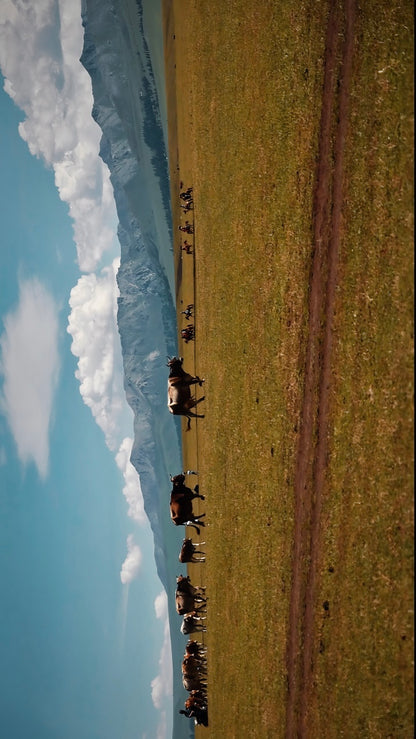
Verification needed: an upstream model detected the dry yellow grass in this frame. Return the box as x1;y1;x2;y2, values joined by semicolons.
162;1;413;736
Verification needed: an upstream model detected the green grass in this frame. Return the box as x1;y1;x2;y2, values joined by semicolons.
163;1;414;736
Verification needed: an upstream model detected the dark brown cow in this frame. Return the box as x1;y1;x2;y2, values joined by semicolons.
184;643;207;672
179;538;206;563
167;357;205;430
170;474;205;534
181;325;195;343
175;593;206;616
176;575;206;599
185;640;207;659
185;695;206;711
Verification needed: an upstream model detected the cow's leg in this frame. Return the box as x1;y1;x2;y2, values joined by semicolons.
193;602;206;612
194;594;207;603
186;522;200;535
187;409;205;417
191;397;205;406
188;377;205;386
186;410;205;431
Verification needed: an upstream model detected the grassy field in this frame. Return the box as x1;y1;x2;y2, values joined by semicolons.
163;1;413;736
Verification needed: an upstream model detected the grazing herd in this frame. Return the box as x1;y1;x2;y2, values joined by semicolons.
169;185;208;727
173;559;208;725
170;490;208;724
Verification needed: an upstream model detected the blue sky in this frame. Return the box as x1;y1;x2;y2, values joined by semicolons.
0;3;172;737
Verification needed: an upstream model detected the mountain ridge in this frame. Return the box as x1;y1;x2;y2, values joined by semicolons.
80;1;193;736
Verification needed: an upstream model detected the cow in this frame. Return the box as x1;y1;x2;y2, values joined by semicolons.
185;640;207;659
188;689;207;702
179;538;206;563
182;663;207;696
185;696;206;712
193;706;209;727
176;593;206;616
179;706;209;727
170;474;206;534
182;656;206;677
181;611;207;635
185;690;207;709
180;187;193;202
181;325;195;343
180;202;193;212
182;654;207;691
182;674;206;692
181;304;194;320
167;357;205;430
176;575;206;599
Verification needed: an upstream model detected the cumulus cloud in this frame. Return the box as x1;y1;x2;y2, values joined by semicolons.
155;713;168;739
0;278;60;479
0;0;118;272
151;590;172;712
0;2;132;461
116;437;146;524
120;534;142;585
67;259;126;450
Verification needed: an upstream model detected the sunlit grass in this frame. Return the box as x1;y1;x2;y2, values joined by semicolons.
163;0;414;736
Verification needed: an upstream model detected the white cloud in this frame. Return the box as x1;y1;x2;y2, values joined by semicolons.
120;534;142;585
154;590;169;621
0;1;130;461
0;278;60;479
116;437;146;524
151;590;172;713
67;259;126;451
0;0;118;272
0;2;157;646
155;713;168;739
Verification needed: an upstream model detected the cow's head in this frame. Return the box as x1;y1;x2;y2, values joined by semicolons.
171;473;185;486
167;356;183;368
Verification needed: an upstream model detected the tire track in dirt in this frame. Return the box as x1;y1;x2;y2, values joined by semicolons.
285;1;356;736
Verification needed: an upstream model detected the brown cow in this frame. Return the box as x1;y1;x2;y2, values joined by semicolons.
185;640;207;659
182;656;207;677
182;674;206;692
183;645;207;672
167;357;205;430
185;695;206;711
176;575;206;599
176;593;206;616
179;538;206;563
170;474;205;534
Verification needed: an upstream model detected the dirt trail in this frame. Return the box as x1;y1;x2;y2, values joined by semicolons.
285;1;356;736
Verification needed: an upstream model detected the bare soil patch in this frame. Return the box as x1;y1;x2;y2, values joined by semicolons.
285;1;357;735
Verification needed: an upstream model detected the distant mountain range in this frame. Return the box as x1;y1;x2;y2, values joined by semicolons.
81;0;194;736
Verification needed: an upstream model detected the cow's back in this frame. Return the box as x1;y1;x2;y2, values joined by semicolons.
170;495;193;523
167;379;191;409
